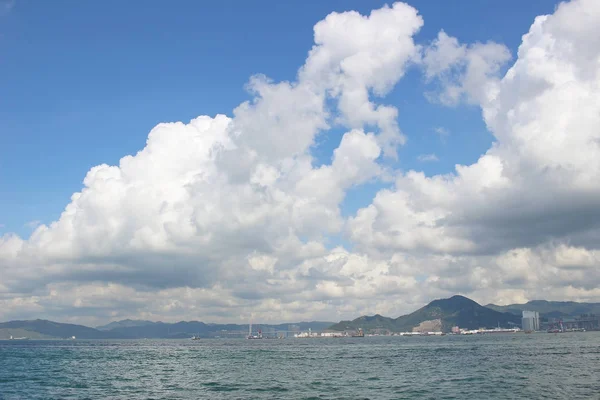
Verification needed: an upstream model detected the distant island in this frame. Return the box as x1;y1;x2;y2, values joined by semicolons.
1;295;599;339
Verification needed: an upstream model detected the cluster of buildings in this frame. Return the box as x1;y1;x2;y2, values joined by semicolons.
245;310;599;339
296;328;523;337
545;314;599;332
295;328;364;338
446;326;522;335
520;310;599;332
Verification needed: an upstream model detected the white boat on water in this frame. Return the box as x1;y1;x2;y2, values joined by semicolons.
9;335;30;340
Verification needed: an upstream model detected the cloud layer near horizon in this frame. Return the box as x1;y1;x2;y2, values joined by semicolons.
2;0;600;326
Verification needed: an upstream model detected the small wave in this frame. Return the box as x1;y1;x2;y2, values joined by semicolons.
251;385;290;393
203;382;242;392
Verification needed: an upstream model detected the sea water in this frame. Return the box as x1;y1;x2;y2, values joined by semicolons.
1;332;599;399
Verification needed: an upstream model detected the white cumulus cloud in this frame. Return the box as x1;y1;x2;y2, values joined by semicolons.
2;0;600;325
349;0;600;303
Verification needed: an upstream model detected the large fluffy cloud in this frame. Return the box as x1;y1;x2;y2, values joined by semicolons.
352;0;600;254
349;0;600;303
2;0;600;324
0;2;423;323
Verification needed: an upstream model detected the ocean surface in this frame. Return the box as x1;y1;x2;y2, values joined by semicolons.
1;333;599;399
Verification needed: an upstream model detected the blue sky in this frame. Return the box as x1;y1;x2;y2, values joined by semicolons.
1;0;558;237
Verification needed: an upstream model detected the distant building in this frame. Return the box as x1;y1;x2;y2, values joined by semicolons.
321;330;345;337
451;326;460;334
547;314;599;331
288;324;300;338
412;318;442;333
370;328;391;336
522;311;540;332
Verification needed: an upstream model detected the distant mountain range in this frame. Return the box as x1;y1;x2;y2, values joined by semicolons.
2;296;599;339
329;295;522;332
0;319;332;340
330;296;600;333
96;319;156;331
0;319;122;340
485;300;600;320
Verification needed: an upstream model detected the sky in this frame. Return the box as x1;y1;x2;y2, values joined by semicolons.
1;0;599;326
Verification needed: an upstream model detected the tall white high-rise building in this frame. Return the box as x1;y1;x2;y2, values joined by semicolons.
522;311;540;331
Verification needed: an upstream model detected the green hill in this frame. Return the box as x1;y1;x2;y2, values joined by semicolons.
96;319;156;331
330;295;521;333
0;320;122;339
0;328;56;340
333;314;398;332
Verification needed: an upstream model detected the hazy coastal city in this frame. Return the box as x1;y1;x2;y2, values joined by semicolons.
2;295;599;340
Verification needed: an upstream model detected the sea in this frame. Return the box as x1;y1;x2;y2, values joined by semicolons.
1;332;599;399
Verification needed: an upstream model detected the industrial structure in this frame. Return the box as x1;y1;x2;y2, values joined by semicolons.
546;314;599;332
522;310;540;332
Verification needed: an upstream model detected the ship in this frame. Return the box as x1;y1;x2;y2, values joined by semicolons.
9;335;29;340
547;320;565;334
247;323;263;339
351;328;364;337
247;330;263;339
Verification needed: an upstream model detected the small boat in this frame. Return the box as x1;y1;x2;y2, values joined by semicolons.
191;335;201;340
9;336;29;340
351;328;365;337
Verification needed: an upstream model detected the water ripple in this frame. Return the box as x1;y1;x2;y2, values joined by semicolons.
0;333;599;399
